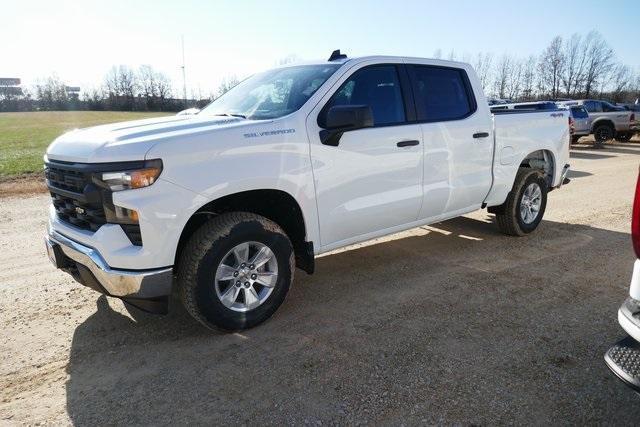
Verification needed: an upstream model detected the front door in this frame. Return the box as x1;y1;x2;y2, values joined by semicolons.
306;64;423;249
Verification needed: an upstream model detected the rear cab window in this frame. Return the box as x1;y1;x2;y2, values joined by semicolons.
584;101;603;113
407;65;476;122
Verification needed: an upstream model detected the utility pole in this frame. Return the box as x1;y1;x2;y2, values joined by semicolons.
181;35;187;104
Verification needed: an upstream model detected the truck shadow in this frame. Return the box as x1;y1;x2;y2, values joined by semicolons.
569;150;615;160
65;216;640;425
567;170;593;179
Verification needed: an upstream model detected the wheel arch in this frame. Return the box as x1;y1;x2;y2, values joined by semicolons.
518;149;556;189
175;189;315;274
591;118;615;132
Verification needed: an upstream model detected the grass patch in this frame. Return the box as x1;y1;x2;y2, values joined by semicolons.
0;111;170;178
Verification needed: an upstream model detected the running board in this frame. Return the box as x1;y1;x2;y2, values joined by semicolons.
605;336;640;392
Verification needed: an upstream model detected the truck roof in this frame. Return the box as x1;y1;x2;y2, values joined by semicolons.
275;55;472;70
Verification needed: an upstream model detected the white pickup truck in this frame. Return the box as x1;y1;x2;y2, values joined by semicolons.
44;52;571;330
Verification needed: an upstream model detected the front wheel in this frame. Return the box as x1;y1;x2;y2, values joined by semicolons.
177;212;294;331
494;168;548;236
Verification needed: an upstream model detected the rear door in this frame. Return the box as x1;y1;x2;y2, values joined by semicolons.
406;64;493;219
306;63;423;249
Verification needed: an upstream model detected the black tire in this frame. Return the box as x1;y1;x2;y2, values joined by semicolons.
616;132;632;142
177;212;294;331
593;123;614;144
494;168;548;236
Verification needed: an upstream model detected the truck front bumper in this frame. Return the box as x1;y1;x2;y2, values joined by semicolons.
46;229;173;313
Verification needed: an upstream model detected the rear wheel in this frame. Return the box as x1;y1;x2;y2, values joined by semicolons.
178;212;294;331
494;168;548;236
616;132;633;142
593;124;614;145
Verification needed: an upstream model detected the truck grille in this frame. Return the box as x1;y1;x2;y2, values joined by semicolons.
45;160;142;245
50;192;107;231
45;163;106;232
44;164;86;193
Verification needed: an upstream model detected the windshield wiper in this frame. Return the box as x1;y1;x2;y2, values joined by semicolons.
214;113;247;119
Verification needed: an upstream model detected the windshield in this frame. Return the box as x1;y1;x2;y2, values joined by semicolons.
201;64;341;120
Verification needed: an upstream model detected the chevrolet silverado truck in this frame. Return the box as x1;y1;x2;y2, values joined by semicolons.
44;51;571;330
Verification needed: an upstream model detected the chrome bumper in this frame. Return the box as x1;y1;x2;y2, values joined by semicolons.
619;297;640;343
46;230;173;299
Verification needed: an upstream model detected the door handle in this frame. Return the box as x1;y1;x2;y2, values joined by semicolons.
473;132;489;139
396;140;420;147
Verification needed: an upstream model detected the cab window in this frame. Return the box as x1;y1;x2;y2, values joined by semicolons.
321;65;406;126
408;65;476;122
584;101;602;113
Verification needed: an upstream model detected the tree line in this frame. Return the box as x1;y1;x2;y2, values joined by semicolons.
1;30;638;113
466;31;639;103
0;65;241;113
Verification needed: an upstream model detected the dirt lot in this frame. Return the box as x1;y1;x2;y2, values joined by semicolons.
2;142;640;424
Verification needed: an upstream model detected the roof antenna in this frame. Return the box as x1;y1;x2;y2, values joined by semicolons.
328;49;347;61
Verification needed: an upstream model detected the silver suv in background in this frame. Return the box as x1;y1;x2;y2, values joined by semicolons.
559;100;637;144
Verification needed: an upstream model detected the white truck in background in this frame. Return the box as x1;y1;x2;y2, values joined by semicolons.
44;51;571;330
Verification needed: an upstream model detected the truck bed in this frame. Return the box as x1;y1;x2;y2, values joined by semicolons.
484;109;571;207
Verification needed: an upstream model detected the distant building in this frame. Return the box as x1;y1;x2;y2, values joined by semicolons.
0;78;23;97
65;86;81;100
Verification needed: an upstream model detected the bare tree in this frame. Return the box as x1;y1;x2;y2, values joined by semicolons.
215;76;240;99
155;72;172;104
137;65;173;109
432;49;442;59
103;65;138;109
562;34;588;97
473;52;493;92
447;49;456;61
538;36;565;98
138;65;157;99
506;58;524;100
521;55;537;100
116;65;137;100
581;31;614;98
34;75;68;110
493;54;512;99
104;67;121;96
609;64;633;102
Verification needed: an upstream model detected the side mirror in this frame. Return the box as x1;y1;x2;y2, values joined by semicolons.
320;105;374;146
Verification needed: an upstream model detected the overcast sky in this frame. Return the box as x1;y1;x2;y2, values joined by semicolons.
3;0;639;97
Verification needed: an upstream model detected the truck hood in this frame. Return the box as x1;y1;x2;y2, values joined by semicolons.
45;114;253;163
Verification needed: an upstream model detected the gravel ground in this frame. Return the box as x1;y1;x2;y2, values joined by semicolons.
2;141;640;424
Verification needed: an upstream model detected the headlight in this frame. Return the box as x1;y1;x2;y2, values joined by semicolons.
100;159;162;192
